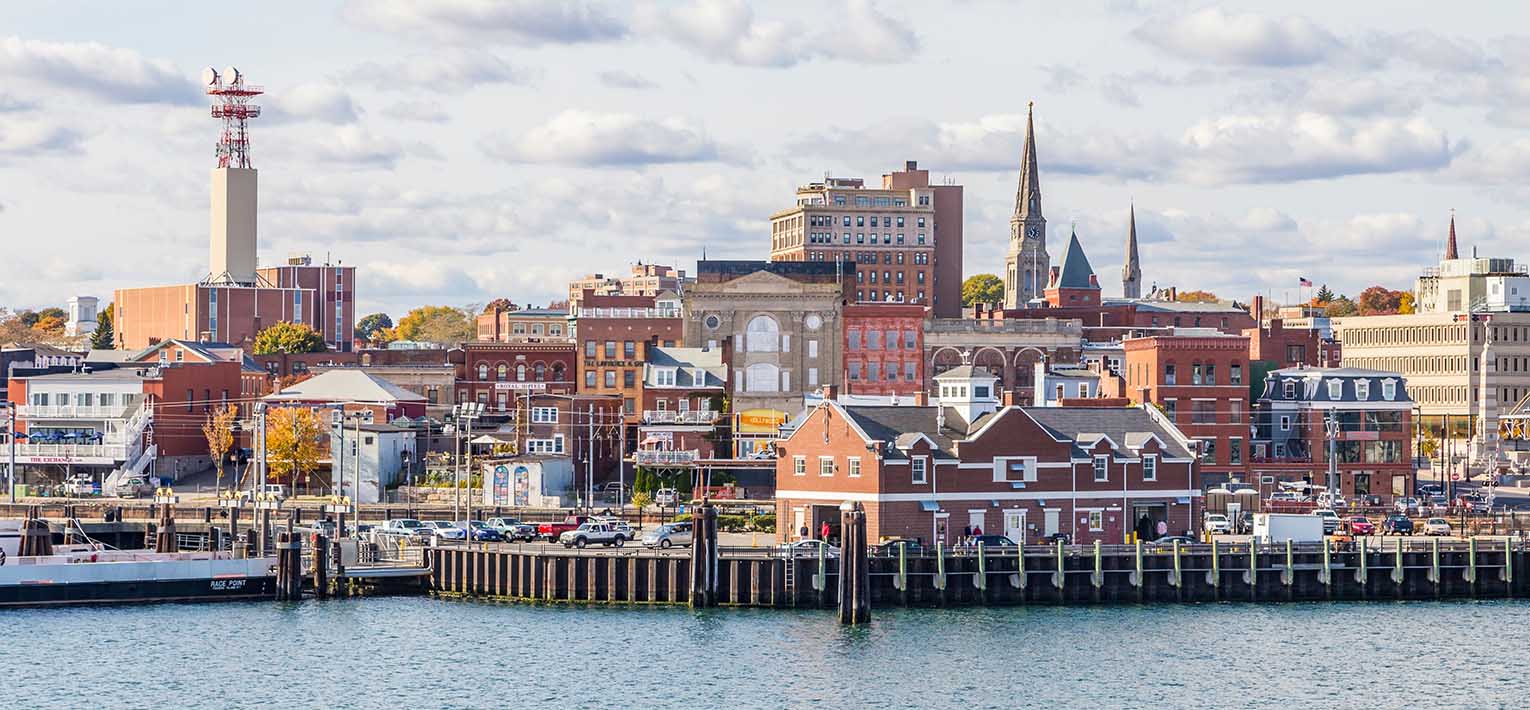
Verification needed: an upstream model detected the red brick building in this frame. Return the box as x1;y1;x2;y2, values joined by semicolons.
573;290;682;421
1122;331;1252;489
637;346;728;460
459;341;576;415
843;303;927;396
776;368;1200;545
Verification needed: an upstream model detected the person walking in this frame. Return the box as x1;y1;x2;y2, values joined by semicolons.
1155;518;1168;540
820;520;830;541
972;524;983;537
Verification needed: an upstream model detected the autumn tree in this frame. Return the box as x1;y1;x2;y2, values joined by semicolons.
1175;290;1220;303
89;303;115;349
0;307;73;346
1324;295;1359;317
253;321;327;355
961;274;1004;306
1397;291;1416;314
355;312;393;344
1357;286;1408;316
264;407;324;492
482;298;515;313
394;305;474;345
202;404;239;491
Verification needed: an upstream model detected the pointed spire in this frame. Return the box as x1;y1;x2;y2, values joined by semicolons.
1122;202;1142;299
1445;209;1459;260
1013;101;1042;221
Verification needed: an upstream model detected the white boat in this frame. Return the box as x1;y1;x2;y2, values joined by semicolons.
0;520;277;607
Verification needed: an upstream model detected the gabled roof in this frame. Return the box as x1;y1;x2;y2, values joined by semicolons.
838;405;974;458
264;369;427;403
933;365;998;381
129;339;221;363
1053;229;1098;290
1020;407;1194;459
646;346;726;387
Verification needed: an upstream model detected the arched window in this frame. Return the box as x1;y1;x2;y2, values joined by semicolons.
535;362;546;381
478;363;489;381
496;364;508;382
516;364;526;382
746;363;780;392
552;363;566;381
746;315;780;353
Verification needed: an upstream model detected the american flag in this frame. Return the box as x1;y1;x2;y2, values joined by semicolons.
1299;277;1313;287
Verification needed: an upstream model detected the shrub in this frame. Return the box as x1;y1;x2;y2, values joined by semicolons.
750;514;776;533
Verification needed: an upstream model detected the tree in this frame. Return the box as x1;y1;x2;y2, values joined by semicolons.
355;312;393;344
1397;291;1416;315
202;404;238;491
34;314;65;333
1175;290;1219;303
0;307;72;346
631;491;653;510
252;321;327;355
961;274;1004;306
394;305;473;345
89;303;114;349
1315;284;1335;303
1324;295;1359;317
1357;286;1407;316
482;298;514;314
264;407;324;491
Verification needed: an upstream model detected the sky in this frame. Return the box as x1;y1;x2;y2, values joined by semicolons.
3;0;1529;320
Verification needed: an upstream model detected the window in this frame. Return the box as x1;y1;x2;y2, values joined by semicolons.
848;362;862;381
478;363;489;381
1204;364;1216;385
1327;379;1343;399
808;368;819;386
808;339;819;358
1142;454;1157;481
656;369;676;386
1382;380;1397;400
1192;400;1216;424
604;370;617;388
904;330;916;349
781;370;791;391
746;316;780;353
782;334;791;353
624;398;635;415
1088;511;1104;531
866;330;882;350
500;364;511;381
1279;415;1292;432
911;457;928;484
848;457;862;477
1230;364;1243;385
868;362;880;382
1164;399;1177;418
1283;381;1296;398
1164;363;1176;385
1191;364;1203;385
994;456;1036;482
1229;438;1243;465
1355;380;1370;400
585;340;596;358
819;457;834;477
624;341;636;359
1092;455;1108;481
535;363;546;381
793;456;806;476
624;370;635;388
746;363;780;392
905;361;917;381
531;407;558;423
1198;439;1217;464
605;341;617;358
585;370;596;387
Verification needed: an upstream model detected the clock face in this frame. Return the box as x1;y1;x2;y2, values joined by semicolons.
804;314;822;331
1026;226;1040;238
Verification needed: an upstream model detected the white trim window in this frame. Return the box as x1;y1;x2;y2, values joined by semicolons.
1279;415;1292;432
1355;379;1370;400
1088;510;1104;531
819;456;834;477
793;455;806;476
911;456;928;484
531;407;558;424
993;456;1037;483
1327;379;1343;399
1093;455;1108;482
1382;379;1397;400
1142;454;1157;481
847;457;862;477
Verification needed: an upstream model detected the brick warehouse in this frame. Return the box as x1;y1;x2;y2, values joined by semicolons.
776;367;1200;546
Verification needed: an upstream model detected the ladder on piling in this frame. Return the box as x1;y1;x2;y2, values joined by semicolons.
783;551;796;599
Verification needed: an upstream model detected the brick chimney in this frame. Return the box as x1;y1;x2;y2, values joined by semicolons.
912;390;927;406
821;384;838;401
1001;389;1019;407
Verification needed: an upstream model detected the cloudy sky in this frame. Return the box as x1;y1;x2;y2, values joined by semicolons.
2;0;1527;319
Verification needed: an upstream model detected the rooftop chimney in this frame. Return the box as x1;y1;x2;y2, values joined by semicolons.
905;160;918;170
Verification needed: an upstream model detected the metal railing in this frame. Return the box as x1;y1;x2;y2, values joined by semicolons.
15;442;131;459
641;410;720;425
634;449;699;464
18;402;141;419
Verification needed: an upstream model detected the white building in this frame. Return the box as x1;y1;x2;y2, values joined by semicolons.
65;296;99;338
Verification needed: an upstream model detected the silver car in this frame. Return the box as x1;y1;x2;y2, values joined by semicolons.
641;521;694;549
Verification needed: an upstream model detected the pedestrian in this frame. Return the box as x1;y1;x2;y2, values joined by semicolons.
820;520;830;541
1136;514;1152;542
972;524;983;537
1155;518;1168;540
799;525;809;540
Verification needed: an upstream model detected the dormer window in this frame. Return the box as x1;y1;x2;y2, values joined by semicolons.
1355;380;1370;400
1327;379;1343;399
974;385;990;398
1382;379;1397;401
1282;381;1295;398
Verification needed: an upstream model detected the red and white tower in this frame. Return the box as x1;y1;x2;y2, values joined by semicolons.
205;66;262;168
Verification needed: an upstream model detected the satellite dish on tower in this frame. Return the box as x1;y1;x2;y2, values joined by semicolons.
202;67;220;86
222;66;241;85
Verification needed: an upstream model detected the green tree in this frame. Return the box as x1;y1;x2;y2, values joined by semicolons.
394;305;474;345
89;303;114;349
355;312;393;343
1315;284;1335;303
961;274;1004;306
252;321;327;355
1324;295;1359;317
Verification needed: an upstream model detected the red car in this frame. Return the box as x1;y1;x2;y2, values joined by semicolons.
1345;516;1376;535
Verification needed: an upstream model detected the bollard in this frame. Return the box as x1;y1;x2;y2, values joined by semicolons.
1170;540;1182;588
1465;537;1477;585
1320;539;1332;587
1282;539;1294;587
894;543;907;592
974;541;987;591
1355;539;1368;587
1502;536;1515;587
312;533;330;599
1051;539;1065;590
1093;540;1105;589
1208;538;1220;588
1011;543;1026;591
1429;537;1441;590
1391;537;1405;591
934;540;947;591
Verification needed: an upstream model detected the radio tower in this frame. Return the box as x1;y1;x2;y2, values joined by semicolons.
204;66;262;168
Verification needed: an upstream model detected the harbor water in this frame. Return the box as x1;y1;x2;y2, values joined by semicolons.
6;598;1525;708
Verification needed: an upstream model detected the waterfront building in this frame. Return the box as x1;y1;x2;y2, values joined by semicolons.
313;363;458;419
924;314;1084;405
573;290;682;422
844;303;928;397
683;260;851;423
1251;367;1415;501
1122;329;1252;489
775;367;1200;545
768;161;961;316
637;346;728;461
263;369;428;423
459;341;576;416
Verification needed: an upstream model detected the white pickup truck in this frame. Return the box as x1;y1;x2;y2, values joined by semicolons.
371;518;432;545
559;521;630;549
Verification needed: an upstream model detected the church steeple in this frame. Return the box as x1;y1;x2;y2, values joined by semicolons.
1122;202;1142;299
1445;210;1459;260
1004;101;1049;309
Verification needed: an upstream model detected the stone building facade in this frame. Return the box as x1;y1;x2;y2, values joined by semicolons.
924;316;1083;404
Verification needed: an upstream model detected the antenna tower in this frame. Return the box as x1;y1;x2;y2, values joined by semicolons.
204;66;263;168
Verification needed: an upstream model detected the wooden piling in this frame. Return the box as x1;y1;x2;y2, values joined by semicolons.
837;503;870;625
689;504;719;608
312;533;330;599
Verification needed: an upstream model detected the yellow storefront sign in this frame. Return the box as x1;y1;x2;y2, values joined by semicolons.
736;409;788;433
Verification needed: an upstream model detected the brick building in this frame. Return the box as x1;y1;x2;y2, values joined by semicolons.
924;316;1084;404
573;291;682;422
475;305;570;342
1252;367;1415;501
1122;330;1252;489
775;367;1200;545
637;346;728;460
459;341;576;416
843;303;927;397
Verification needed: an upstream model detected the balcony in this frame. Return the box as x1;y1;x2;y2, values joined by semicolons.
1250;455;1314;465
19;403;138;420
642;410;720;425
15;442;131;461
576;307;680;319
634;449;699;465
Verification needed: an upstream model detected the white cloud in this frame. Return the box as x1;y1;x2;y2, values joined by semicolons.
1133;7;1342;67
381;100;451;123
265;82;362;124
0;36;198;104
347;50;535;92
281;125;442;170
1179;113;1455;183
483;109;725;166
1039;64;1085;93
639;0;917;68
0;117;85;159
597;69;657;89
342;0;627;44
0;94;35;112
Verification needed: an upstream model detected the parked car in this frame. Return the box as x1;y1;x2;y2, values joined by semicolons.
960;534;1018;548
559;521;629;548
782;539;838;558
486;517;537;542
1357;494;1384;507
422;521;467;543
1423;518;1452;536
1149;535;1196;546
260;483;287;500
872;538;925;556
537;516;590;541
1316;493;1348;509
1312;509;1341;534
654;488;679;506
1203;513;1232;535
111;475;152;498
1045;532;1072;544
641;521;694;549
373;518;432;544
1417;484;1444;497
458;520;503;542
591;517;636;538
1345;516;1375;536
1395;497;1422;514
1270;491;1302;503
1382;514;1415;536
1427;495;1450;514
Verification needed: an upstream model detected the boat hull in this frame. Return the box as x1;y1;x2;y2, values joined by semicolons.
0;553;278;608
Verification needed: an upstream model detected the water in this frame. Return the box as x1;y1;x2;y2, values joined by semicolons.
5;598;1525;708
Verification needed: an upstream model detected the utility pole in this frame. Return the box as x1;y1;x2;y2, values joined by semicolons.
1326;410;1339;509
618;407;626;512
256;403;267;495
6;404;16;504
464;405;474;528
587;403;595;511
